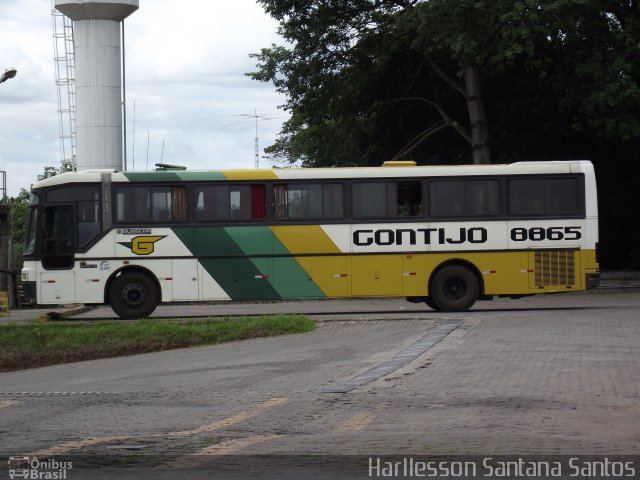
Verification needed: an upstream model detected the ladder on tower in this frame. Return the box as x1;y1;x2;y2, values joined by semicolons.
51;4;77;171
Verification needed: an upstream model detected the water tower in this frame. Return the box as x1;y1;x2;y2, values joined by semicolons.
54;0;138;171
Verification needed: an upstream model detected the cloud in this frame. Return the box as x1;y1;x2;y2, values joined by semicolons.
0;0;288;197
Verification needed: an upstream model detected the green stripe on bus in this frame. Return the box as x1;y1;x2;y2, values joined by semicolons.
123;171;227;182
123;172;183;182
273;257;326;298
225;227;325;298
172;226;324;300
175;171;226;181
174;226;241;256
173;226;280;300
225;226;275;255
199;257;280;300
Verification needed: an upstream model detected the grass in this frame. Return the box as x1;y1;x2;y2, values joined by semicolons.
0;315;315;372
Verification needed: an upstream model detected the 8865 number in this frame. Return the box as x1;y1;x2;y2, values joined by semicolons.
510;226;582;242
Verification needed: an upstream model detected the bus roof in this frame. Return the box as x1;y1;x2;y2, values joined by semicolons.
30;160;593;189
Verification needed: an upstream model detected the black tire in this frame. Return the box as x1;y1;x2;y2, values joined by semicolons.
109;271;159;319
429;265;479;312
424;297;438;310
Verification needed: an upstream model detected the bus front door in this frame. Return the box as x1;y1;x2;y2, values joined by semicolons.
39;204;76;303
41;205;75;270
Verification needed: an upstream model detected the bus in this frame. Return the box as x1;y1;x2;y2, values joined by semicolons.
21;160;599;319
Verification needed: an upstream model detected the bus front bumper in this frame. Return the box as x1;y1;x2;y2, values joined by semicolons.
21;281;37;306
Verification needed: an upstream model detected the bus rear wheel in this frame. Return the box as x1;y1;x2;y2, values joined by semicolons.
429;265;479;312
109;271;159;319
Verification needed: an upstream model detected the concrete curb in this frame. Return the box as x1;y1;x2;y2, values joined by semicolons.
40;305;97;321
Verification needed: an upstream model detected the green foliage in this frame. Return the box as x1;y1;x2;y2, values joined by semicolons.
38;163;74;181
0;315;315;372
251;0;639;166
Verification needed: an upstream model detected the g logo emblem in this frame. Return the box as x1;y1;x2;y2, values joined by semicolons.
119;236;166;255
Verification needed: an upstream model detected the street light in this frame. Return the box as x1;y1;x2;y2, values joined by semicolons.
0;68;17;84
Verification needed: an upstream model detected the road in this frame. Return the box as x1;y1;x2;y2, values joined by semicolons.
1;290;639;479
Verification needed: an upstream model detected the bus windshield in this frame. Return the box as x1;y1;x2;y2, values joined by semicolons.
23;194;39;256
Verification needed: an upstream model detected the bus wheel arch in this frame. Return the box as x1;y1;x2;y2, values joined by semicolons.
105;267;161;319
427;260;483;312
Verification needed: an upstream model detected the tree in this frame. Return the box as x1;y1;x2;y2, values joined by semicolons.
250;0;639;167
250;0;532;165
250;0;431;166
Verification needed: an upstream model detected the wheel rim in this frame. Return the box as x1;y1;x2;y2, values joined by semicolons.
122;282;145;307
443;277;467;300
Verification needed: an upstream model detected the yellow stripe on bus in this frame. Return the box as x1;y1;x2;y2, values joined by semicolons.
272;225;347;297
271;225;341;254
222;170;280;180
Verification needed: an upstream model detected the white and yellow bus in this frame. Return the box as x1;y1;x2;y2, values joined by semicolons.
21;160;599;318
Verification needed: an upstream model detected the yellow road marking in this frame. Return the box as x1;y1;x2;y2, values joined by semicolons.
29;397;289;459
336;412;376;432
30;436;129;456
167;397;289;437
197;434;282;455
0;400;20;409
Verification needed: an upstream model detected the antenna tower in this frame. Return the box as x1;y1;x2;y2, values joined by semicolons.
51;2;77;170
254;109;259;169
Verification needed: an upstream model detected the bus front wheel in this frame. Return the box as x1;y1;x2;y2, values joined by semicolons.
429;265;479;312
109;271;159;319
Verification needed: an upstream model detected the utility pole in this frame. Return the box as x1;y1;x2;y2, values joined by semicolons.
254;108;259;169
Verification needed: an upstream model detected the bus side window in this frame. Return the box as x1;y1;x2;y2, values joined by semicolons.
545;178;579;214
397;182;422;216
251;185;266;219
352;183;388;217
151;187;187;222
273;183;343;220
115;186;187;223
509;177;580;216
195;184;265;221
508;179;544;215
171;186;188;221
77;201;101;248
353;181;421;218
430;179;499;217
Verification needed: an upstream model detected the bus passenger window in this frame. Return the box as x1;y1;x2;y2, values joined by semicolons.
546;178;579;214
509;177;580;216
353;181;421;218
115;186;187;223
430;179;499;217
508;179;544;215
397;182;422;216
195;184;265;221
352;183;389;217
273;184;343;220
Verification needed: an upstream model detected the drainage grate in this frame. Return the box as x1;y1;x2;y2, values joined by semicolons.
323;320;463;393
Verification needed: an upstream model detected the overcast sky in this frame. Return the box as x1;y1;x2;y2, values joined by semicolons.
0;0;288;197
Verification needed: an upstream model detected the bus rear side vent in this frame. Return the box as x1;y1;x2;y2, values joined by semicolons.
535;249;576;287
